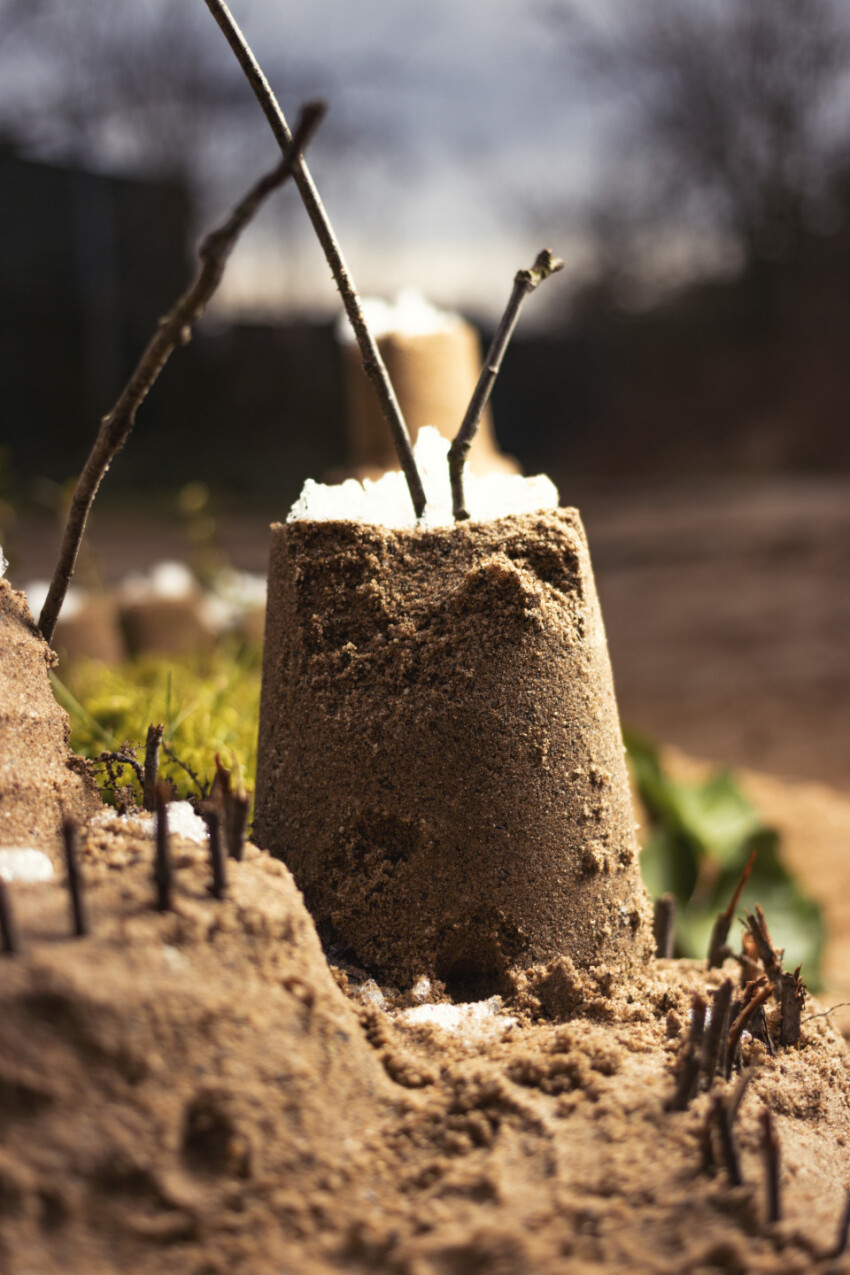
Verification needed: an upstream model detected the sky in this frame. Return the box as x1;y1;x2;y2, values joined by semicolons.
0;0;624;320
200;0;616;320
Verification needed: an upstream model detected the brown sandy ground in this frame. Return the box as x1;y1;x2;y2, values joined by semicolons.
0;822;849;1275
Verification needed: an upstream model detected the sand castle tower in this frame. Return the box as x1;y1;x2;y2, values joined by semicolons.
339;292;519;480
0;552;100;854
255;432;653;993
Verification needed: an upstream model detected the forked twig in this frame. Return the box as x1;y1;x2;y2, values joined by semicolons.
448;249;563;521
201;0;426;519
38;101;326;643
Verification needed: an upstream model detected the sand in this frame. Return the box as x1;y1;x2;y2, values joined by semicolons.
0;820;848;1274
255;510;654;991
0;579;101;855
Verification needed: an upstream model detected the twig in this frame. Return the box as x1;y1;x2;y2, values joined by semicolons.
700;978;734;1090
62;818;88;938
448;249;564;521
803;1002;850;1024
726;980;773;1074
831;1188;850;1259
653;893;676;958
667;993;706;1111
760;1108;781;1223
778;967;805;1047
201;0;425;519
154;781;173;913
707;849;757;968
712;1094;743;1186
38;101;326;643
0;878;19;955
745;906;783;982
727;1067;755;1124
201;804;227;899
143;724;164;813
160;743;209;800
213;755;249;861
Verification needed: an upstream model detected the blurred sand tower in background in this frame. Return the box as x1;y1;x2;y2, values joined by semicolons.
338;291;519;479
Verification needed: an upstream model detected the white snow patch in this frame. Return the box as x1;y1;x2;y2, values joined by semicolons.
0;847;54;884
120;561;198;604
336;289;461;343
93;801;208;844
288;426;559;530
400;996;517;1042
0;544;6;579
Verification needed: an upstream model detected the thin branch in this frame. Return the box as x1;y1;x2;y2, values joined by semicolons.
154;782;173;913
62;818;88;938
448;249;563;521
707;848;757;968
760;1108;781;1223
832;1188;850;1260
726;980;773;1073
700;978;733;1090
653;893;676;958
667;992;706;1111
143;723;165;813
201;0;426;519
0;878;19;955
38;101;326;643
712;1094;743;1186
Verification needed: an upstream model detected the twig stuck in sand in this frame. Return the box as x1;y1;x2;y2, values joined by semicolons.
213;756;250;861
832;1188;850;1259
154;782;173;913
202;803;227;899
726;979;773;1076
707;848;757;968
700;978;733;1090
38;101;326;644
62;818;88;938
760;1108;781;1223
712;1094;743;1186
449;249;564;521
777;967;805;1047
653;893;676;958
0;878;19;955
143;724;165;813
667;993;706;1111
745;906;783;982
201;0;426;519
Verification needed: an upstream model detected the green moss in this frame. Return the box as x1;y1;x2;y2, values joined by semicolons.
51;641;262;807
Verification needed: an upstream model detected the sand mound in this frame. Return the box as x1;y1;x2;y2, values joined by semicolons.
0;579;100;855
1;821;848;1274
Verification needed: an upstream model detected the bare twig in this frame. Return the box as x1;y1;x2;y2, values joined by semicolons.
0;878;19;955
653;893;676;958
201;0;425;518
778;967;805;1047
62;818;88;938
449;249;564;521
727;1067;755;1124
667;993;706;1111
201;803;227;899
831;1188;850;1259
700;978;733;1090
726;980;773;1074
38;101;326;643
161;743;209;800
760;1108;781;1223
712;1094;743;1186
707;849;757;968
154;781;173;913
213;755;249;861
745;906;783;982
143;724;165;813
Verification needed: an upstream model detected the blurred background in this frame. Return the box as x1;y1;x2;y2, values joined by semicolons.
1;0;849;793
